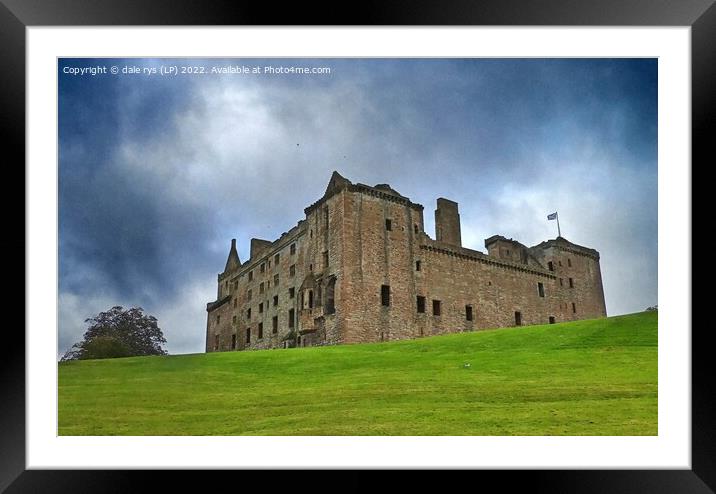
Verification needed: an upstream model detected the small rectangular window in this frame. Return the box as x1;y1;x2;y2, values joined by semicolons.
414;224;419;234
569;277;574;288
267;280;270;289
231;334;237;349
432;300;441;316
258;323;263;339
259;282;265;294
274;253;280;265
290;243;296;255
246;328;251;343
274;273;279;286
538;282;545;297
416;260;421;271
288;309;295;328
246;308;251;320
559;278;563;287
381;285;390;306
465;305;473;321
214;334;219;351
232;315;237;324
515;311;522;326
273;295;278;306
289;287;295;299
323;251;329;268
259;302;263;313
385;219;392;231
568;258;572;267
572;302;577;313
260;263;265;273
272;316;278;334
268;259;271;269
248;270;253;281
247;289;252;301
549;316;556;324
290;264;296;277
548;261;554;271
417;296;426;313
216;315;220;325
233;298;237;308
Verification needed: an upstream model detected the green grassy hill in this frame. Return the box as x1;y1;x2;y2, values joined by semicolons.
58;311;657;435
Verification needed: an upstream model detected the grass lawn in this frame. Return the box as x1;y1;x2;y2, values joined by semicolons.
58;311;657;435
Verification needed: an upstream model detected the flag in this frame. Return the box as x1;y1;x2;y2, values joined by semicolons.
547;212;558;220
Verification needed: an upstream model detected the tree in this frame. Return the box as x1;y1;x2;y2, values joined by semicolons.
61;306;168;361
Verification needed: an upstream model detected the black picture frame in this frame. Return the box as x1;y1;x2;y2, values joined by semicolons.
6;0;708;490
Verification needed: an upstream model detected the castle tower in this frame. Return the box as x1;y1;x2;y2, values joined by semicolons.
434;198;462;247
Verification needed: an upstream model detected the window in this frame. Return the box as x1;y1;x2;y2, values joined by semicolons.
323;251;329;268
559;260;562;266
572;302;577;313
274;273;279;286
246;328;251;343
273;295;278;307
309;263;313;272
231;334;237;349
233;280;238;291
432;300;441;316
559;278;563;287
385;219;392;231
465;305;473;321
548;261;554;271
289;287;295;299
233;298;237;308
246;308;251;320
515;311;522;326
275;253;280;265
268;259;271;269
549;316;555;324
272;316;278;334
247;289;252;301
260;262;265;273
259;282;265;294
324;206;329;228
538;282;545;297
232;315;237;324
417;296;426;313
325;277;336;314
381;285;391;306
267;280;271;289
308;290;314;309
248;270;253;281
569;277;574;288
216;315;220;325
214;334;219;351
290;264;296;277
259;302;263;313
416;260;421;271
310;229;313;238
414;224;419;234
568;258;572;267
289;309;295;328
258;323;263;339
290;243;296;255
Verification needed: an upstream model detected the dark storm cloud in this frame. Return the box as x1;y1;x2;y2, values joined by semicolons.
58;58;657;356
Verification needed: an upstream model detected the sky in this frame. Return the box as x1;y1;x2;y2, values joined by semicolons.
58;58;657;358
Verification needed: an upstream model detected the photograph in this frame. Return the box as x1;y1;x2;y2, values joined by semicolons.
57;57;658;436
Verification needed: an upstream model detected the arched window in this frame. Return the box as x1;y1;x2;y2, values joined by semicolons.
325;277;336;314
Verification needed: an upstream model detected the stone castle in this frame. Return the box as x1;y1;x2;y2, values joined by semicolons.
205;171;607;352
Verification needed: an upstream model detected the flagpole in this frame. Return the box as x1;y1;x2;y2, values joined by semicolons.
556;213;561;238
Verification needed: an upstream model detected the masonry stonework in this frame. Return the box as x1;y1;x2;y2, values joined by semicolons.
205;171;607;352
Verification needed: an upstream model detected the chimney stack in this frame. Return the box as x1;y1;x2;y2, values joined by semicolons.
435;198;462;247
